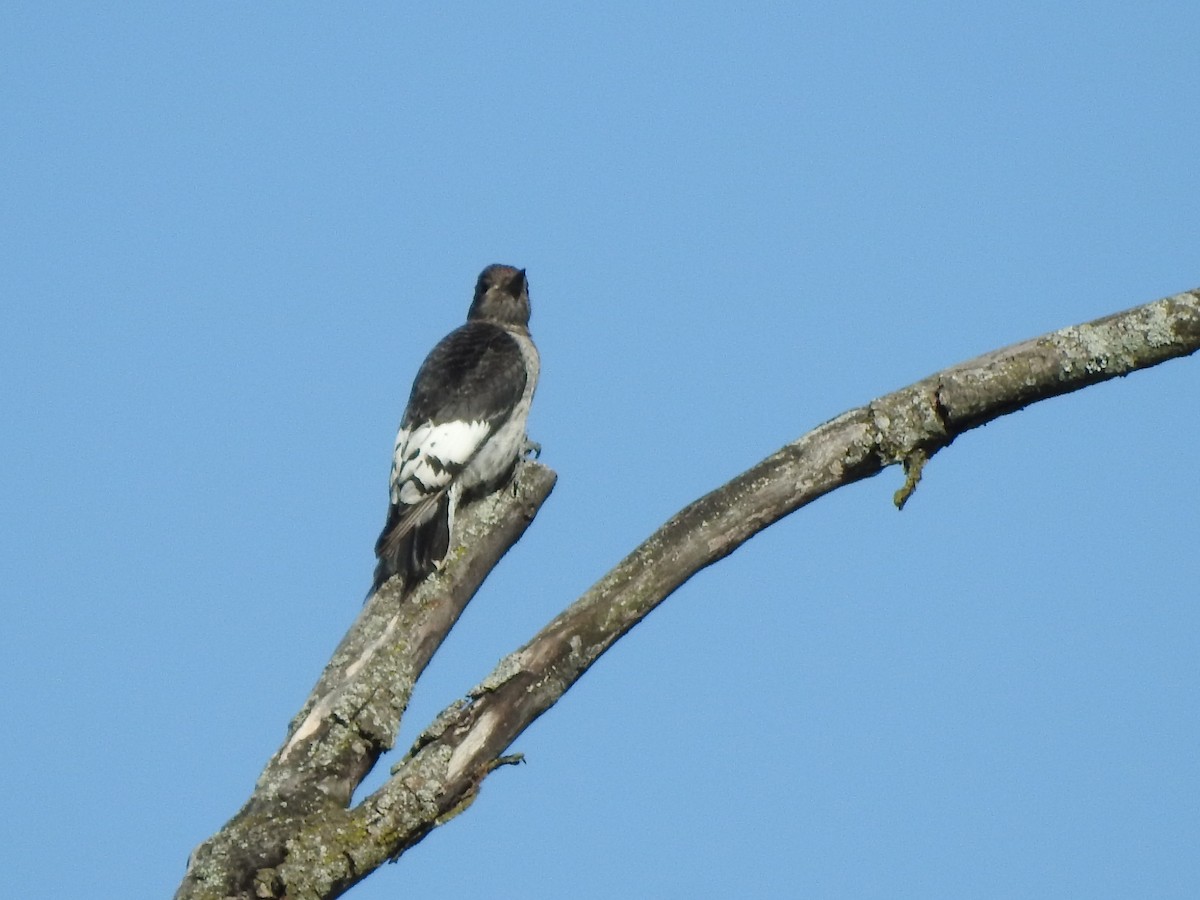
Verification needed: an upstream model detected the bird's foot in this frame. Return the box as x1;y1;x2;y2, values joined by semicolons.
522;438;542;460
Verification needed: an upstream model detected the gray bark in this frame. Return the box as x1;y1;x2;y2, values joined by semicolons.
177;287;1200;900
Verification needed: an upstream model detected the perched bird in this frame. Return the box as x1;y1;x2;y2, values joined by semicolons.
373;264;540;592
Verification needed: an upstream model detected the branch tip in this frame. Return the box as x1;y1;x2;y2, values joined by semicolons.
490;752;526;771
893;450;929;510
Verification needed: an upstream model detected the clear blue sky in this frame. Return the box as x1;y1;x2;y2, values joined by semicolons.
3;4;1198;898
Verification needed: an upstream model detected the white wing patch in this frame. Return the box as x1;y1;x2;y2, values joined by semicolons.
390;419;492;505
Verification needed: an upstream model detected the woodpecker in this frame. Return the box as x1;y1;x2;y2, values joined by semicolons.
373;264;539;592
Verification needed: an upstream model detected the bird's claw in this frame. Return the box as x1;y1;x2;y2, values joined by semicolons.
522;438;542;460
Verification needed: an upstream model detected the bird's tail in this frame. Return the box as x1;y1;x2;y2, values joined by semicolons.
372;493;451;593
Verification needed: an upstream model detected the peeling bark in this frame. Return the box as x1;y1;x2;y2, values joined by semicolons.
176;287;1200;900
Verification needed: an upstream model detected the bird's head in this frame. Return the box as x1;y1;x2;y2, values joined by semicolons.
468;264;530;330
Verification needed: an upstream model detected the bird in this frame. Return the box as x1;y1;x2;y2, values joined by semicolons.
372;264;540;593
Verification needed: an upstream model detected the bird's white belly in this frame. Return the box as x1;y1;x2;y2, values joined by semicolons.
462;330;539;494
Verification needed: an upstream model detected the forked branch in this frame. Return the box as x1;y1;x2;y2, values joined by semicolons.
178;287;1200;900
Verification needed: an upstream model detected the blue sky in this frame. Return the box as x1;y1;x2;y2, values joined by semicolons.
3;4;1198;898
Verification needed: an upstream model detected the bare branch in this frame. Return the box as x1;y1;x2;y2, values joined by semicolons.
175;463;557;900
178;287;1200;900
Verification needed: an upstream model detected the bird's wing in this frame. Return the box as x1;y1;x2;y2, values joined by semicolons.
376;322;528;558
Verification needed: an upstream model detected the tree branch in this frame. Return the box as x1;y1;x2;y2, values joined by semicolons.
175;464;557;900
178;286;1200;900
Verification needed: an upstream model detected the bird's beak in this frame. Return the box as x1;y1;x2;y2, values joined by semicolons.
509;269;527;293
